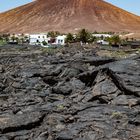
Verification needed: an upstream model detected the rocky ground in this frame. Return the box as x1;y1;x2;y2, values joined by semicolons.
0;45;140;140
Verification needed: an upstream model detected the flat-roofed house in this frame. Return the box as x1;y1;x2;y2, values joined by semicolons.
29;34;48;45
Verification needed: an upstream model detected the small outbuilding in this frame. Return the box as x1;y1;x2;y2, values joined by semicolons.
55;35;66;45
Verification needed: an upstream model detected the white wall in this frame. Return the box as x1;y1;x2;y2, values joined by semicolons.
97;40;109;45
92;34;112;38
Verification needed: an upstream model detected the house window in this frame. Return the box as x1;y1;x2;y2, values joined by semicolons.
38;36;40;38
58;40;61;44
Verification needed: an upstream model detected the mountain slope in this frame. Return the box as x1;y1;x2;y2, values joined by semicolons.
0;0;140;33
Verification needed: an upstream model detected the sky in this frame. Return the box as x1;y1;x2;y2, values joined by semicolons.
0;0;33;13
105;0;140;16
0;0;140;16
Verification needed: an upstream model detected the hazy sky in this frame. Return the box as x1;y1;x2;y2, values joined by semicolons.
0;0;140;16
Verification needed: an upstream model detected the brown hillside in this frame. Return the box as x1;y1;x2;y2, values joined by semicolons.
0;0;140;33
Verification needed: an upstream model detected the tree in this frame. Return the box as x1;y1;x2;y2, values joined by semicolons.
65;33;74;43
88;36;97;43
42;40;47;46
47;31;60;38
24;35;29;43
0;35;3;40
93;30;98;34
125;37;129;42
101;35;104;40
107;35;121;46
20;33;25;44
11;35;16;42
3;34;10;42
77;29;91;43
131;38;134;41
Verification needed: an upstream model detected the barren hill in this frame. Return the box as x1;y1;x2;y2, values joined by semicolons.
0;0;140;33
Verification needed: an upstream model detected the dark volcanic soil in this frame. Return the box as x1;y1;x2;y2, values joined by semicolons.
0;45;140;140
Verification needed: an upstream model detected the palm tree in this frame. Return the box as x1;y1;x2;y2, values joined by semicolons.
65;33;74;43
77;29;91;43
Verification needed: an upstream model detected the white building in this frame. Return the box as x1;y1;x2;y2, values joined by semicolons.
97;40;109;45
55;35;66;45
29;34;48;45
29;34;66;46
92;34;112;38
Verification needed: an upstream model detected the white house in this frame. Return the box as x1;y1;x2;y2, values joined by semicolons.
29;34;66;46
55;35;66;45
29;34;48;45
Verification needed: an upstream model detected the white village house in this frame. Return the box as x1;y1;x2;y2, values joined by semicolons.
29;34;66;46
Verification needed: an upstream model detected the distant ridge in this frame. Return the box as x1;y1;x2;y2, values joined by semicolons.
0;0;140;33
